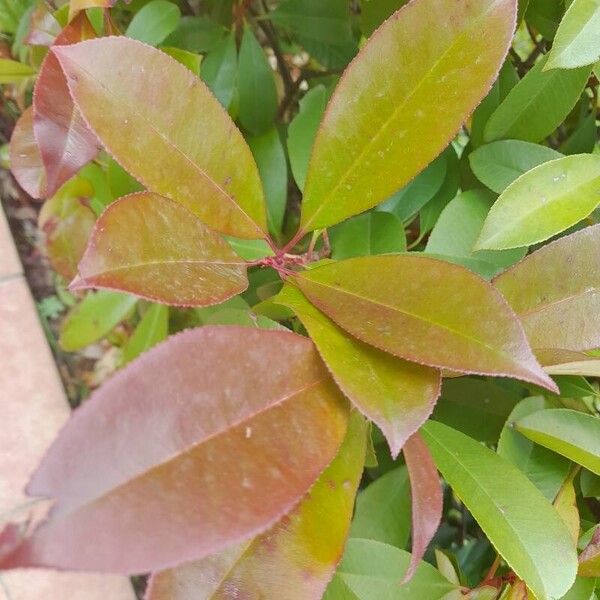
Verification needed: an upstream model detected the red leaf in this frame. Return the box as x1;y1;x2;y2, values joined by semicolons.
9;107;46;199
0;327;348;574
402;432;443;583
33;12;100;197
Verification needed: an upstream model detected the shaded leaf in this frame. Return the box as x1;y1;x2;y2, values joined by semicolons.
432;378;520;444
360;0;408;36
287;84;331;191
164;15;224;53
59;290;137;351
498;397;572;501
0;58;35;83
493;224;600;353
237;25;278;135
322;538;458;600
484;57;591;143
476;155;600;250
74;192;248;307
0;326;349;573
330;211;406;260
545;0;600;70
560;577;596;599
516;409;600;476
122;303;169;364
469;140;562;194
38;176;96;280
125;0;180;46
421;420;578;600
559;111;597;155
295;255;556;390
271;283;440;457
350;466;411;549
52;37;267;239
9;106;45;199
579;528;600;577
199;31;237;109
145;412;366;600
298;0;516;232
33;12;100;198
247;127;287;238
425;189;526;279
402;432;443;583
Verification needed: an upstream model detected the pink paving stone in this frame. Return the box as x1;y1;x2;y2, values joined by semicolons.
0;266;135;597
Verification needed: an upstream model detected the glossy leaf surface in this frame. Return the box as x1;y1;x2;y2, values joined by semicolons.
545;0;600;70
295;255;556;390
298;0;516;232
402;433;443;583
421;420;577;600
122;304;169;364
330;212;406;260
59;290;137;351
146;412;366;600
0;327;349;573
38;176;96;280
125;0;180;46
272;284;440;457
477;155;600;250
238;26;278;135
516;409;600;476
74;192;248;306
425;189;525;279
33;12;100;198
322;538;458;600
493;224;600;352
350;466;411;549
497;397;571;500
484;57;591;143
52;37;268;239
469;140;562;193
9;107;45;199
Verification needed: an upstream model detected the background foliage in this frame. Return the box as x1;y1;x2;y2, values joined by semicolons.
0;0;599;599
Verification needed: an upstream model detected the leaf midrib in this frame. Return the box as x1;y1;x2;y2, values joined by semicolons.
302;1;500;231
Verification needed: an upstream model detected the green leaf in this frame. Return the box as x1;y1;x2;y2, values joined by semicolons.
106;156;143;199
497;396;571;501
59;290;137;351
160;47;201;75
125;0;180;46
469;140;563;194
287;84;332;191
545;0;600;70
269;0;357;69
376;152;447;222
271;284;440;456
164;15;224;53
360;0;408;36
560;111;598;155
322;538;459;600
432;378;520;444
52;37;267;239
421;420;578;600
476;154;600;250
247;127;287;238
483;57;591;143
200;31;237;109
297;0;516;232
74;192;248;307
294;255;556;390
560;577;597;600
330;212;406;259
146;412;366;600
350;466;411;549
516;409;600;476
425;189;526;278
237;25;278;135
493;224;600;353
525;0;564;39
122;304;169;365
0;57;35;83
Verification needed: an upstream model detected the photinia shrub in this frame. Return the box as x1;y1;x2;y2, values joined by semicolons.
1;0;600;598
